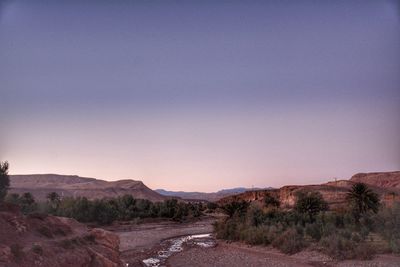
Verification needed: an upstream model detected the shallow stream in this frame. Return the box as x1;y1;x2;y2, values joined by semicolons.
141;233;215;267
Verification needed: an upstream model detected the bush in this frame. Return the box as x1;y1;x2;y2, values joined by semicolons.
10;244;24;261
241;226;270;245
221;200;249;218
305;222;322;241
37;226;53;238
373;202;400;253
272;228;306;254
31;244;43;255
354;243;374;260
320;235;355;260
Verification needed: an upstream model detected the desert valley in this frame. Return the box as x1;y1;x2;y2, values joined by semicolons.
1;168;400;266
1;1;399;266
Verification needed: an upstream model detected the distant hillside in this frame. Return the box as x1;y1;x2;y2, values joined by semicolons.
218;171;400;209
155;187;271;202
9;174;167;202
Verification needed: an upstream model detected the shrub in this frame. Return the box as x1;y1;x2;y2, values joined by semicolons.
206;202;218;211
373;202;400;253
221;200;249;218
272;228;306;254
353;243;374;260
31;244;43;255
10;244;24;261
241;226;270;245
305;222;322;241
319;234;374;260
37;226;53;238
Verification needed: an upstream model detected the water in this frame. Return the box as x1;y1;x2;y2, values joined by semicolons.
142;233;215;267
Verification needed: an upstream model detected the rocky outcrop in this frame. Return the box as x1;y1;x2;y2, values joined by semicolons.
9;174;167;202
350;171;400;190
218;171;400;210
0;204;123;267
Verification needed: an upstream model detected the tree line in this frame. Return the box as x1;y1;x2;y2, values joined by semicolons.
0;161;204;225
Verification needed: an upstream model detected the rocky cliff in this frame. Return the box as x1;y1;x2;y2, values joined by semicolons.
218;171;400;209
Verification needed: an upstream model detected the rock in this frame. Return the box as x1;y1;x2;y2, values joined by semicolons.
0;208;123;267
90;228;120;250
0;245;12;263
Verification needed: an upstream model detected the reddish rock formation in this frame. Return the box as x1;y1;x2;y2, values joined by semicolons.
0;203;123;267
218;171;400;210
350;171;400;190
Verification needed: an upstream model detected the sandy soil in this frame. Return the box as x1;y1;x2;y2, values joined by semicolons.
167;241;400;267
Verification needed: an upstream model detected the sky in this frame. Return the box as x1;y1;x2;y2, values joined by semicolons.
0;0;399;192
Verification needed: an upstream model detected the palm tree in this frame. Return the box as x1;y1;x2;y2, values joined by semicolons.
346;183;379;222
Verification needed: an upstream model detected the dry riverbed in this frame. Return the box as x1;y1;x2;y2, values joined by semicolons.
106;216;215;266
107;216;400;267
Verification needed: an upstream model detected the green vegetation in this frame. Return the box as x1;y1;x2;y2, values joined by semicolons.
5;191;204;225
0;161;9;201
6;192;38;214
346;183;380;222
215;186;400;260
294;191;328;222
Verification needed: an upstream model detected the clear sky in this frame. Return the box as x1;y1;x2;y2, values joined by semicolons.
1;0;399;192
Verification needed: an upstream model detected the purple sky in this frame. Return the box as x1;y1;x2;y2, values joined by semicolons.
1;0;399;192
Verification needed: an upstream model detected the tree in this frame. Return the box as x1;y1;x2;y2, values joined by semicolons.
294;191;328;222
20;192;37;214
46;192;61;211
346;183;379;222
0;161;10;201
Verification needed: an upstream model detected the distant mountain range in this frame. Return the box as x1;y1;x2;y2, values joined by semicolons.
9;174;167;202
9;174;273;202
155;187;274;202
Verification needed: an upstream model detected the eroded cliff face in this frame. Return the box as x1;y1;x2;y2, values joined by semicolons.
0;203;122;267
218;171;400;209
350;171;400;189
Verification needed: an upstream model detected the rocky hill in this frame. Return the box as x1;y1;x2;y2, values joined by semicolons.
350;171;400;189
218;171;400;209
0;203;122;267
9;174;167;202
